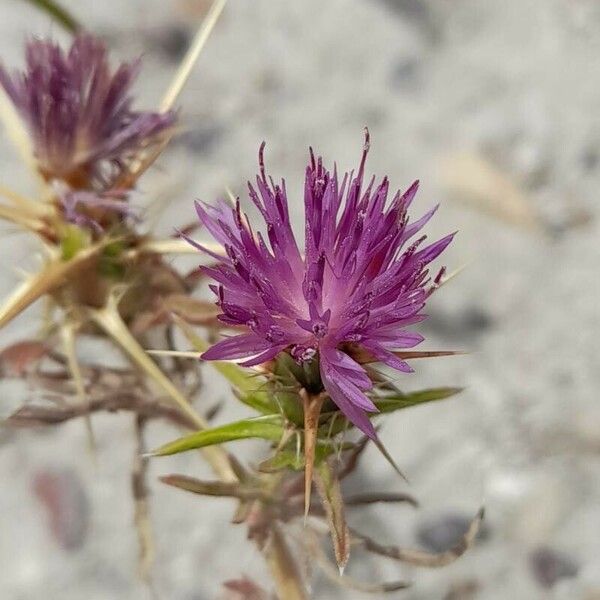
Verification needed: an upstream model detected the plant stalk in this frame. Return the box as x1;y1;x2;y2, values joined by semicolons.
264;524;308;600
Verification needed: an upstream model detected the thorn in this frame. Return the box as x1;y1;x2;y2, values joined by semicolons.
374;438;408;483
225;186;237;206
146;349;199;358
60;319;97;461
301;388;325;521
435;260;472;290
159;0;228;112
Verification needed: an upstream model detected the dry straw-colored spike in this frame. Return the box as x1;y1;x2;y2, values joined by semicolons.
159;0;227;112
0;185;52;217
0;88;49;193
117;0;227;189
134;238;225;256
146;349;199;358
0;203;47;234
0;243;106;329
89;294;237;482
60;320;96;455
300;388;326;521
131;416;155;587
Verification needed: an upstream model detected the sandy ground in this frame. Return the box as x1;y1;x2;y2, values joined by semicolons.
0;0;599;598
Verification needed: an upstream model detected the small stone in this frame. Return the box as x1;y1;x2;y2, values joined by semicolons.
179;122;223;155
32;467;89;551
581;145;599;171
376;0;438;41
390;57;420;89
529;547;579;589
424;305;494;342
154;25;192;62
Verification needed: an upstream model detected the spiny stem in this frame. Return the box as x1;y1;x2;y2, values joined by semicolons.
132;415;155;587
60;320;96;457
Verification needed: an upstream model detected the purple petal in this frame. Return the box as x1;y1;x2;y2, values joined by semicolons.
320;347;378;438
201;334;275;361
194;135;454;416
359;341;414;373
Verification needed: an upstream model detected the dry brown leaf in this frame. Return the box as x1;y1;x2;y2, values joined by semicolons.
315;462;351;573
0;340;48;376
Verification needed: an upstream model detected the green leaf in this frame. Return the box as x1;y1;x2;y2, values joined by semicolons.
173;314;268;398
318;411;350;438
258;440;351;473
159;474;264;501
272;389;304;425
237;389;279;415
151;415;285;456
258;448;304;472
374;387;463;414
214;361;262;395
316;387;462;439
272;351;304;384
24;0;81;33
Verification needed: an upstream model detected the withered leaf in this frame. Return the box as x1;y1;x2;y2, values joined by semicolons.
315;461;350;573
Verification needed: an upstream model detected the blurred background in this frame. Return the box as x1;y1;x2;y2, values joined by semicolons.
0;0;599;598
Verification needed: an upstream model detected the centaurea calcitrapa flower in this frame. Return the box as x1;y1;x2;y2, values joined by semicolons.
193;132;454;440
59;187;136;234
0;34;175;189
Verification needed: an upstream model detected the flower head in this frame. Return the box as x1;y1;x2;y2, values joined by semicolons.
0;34;175;188
193;133;453;438
58;187;136;233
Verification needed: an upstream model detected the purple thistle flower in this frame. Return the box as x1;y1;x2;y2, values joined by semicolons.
58;186;136;233
191;132;454;439
0;34;175;188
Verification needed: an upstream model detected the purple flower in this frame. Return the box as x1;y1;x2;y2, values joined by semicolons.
58;186;136;233
0;34;175;188
191;133;454;438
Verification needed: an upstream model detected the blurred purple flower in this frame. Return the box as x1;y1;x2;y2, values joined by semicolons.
0;34;175;188
60;187;135;233
191;133;453;438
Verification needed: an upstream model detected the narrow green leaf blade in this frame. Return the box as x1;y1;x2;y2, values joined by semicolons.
258;441;352;473
236;389;279;415
151;415;284;456
173;314;268;397
374;387;463;414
